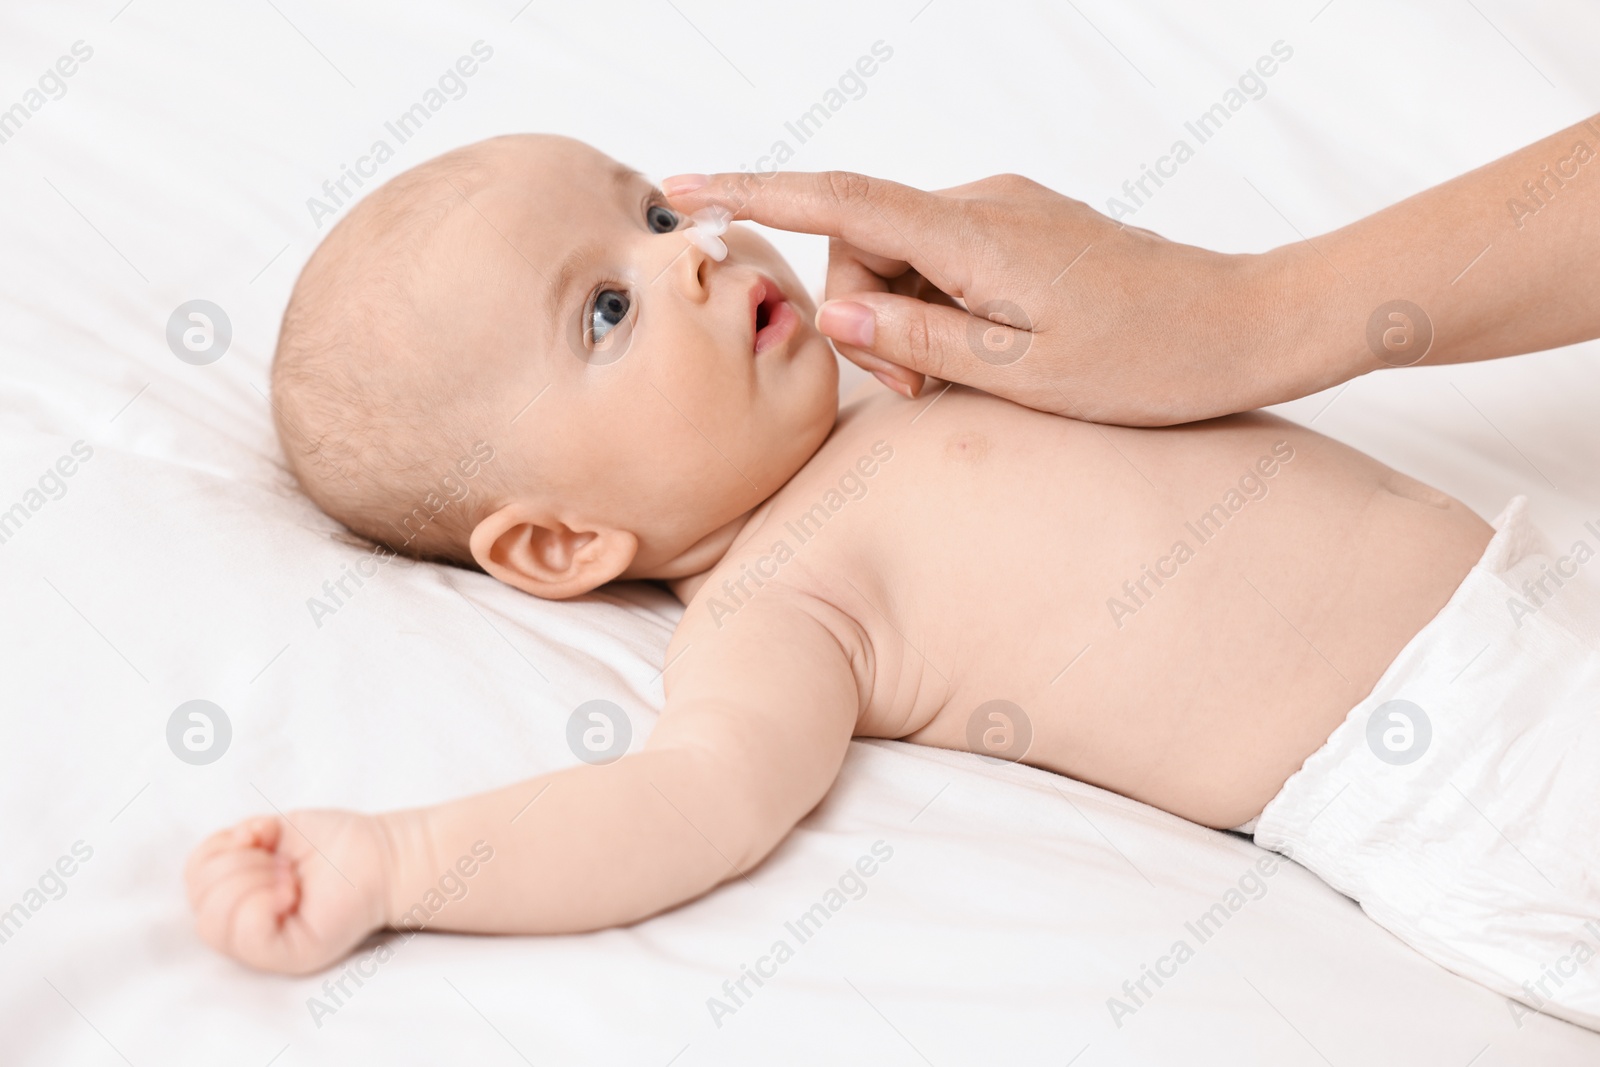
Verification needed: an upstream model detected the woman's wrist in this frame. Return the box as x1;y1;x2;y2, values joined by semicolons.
1247;242;1363;407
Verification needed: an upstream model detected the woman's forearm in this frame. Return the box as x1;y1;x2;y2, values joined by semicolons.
1279;113;1600;390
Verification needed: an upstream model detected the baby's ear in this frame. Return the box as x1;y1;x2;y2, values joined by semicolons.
468;505;637;600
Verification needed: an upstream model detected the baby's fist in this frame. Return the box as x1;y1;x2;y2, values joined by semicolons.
185;811;392;974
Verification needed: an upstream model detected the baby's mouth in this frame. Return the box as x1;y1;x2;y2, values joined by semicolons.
749;274;799;356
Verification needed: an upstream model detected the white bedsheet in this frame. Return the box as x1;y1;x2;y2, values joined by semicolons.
2;1;1597;1063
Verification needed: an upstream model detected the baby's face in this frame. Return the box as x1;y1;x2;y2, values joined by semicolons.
432;135;838;593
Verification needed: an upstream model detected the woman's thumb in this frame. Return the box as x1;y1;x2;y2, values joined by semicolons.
816;293;1028;389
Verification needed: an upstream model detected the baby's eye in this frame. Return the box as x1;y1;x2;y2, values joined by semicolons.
646;203;680;234
589;288;631;345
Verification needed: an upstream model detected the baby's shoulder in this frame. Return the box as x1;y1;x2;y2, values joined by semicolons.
667;570;874;706
676;555;862;651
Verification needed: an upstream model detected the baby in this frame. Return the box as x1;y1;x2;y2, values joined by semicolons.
188;134;1600;1028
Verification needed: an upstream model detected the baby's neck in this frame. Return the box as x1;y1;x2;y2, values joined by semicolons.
659;501;771;605
656;403;854;605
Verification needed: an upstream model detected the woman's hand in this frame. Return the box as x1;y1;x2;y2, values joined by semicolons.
665;114;1600;426
665;170;1320;426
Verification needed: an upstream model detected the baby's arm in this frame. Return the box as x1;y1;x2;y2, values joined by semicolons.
186;593;862;973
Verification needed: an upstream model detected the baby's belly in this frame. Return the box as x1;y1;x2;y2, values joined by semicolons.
847;398;1494;828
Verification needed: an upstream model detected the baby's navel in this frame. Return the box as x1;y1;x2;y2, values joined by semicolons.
944;430;990;463
1381;468;1452;508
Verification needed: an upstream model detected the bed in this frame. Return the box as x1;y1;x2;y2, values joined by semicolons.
3;0;1598;1062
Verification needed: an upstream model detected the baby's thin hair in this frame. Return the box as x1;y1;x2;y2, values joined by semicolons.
272;143;512;570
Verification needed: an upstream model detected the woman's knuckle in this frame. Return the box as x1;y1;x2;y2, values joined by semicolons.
825;171;875;206
900;312;939;370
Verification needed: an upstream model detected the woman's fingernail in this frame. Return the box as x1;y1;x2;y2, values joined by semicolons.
872;370;911;398
817;300;875;348
662;173;708;197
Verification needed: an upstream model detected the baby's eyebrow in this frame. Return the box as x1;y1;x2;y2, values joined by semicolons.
545;240;608;338
541;163;651;338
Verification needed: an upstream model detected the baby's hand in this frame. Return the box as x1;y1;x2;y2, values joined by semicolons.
185;811;392;974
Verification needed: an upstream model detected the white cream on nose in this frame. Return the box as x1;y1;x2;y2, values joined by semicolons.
681;206;731;261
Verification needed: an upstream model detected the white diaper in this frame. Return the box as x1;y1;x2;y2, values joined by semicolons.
1248;496;1600;1031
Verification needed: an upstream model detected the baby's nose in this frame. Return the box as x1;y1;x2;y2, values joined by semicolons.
681;206;730;261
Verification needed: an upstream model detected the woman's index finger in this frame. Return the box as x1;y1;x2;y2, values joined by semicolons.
663;169;936;266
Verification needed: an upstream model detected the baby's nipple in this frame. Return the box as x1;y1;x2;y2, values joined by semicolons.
681;206;731;261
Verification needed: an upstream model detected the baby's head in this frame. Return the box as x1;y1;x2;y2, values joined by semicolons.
273;134;838;598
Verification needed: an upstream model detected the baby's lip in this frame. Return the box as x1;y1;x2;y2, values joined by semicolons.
748;274;787;353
